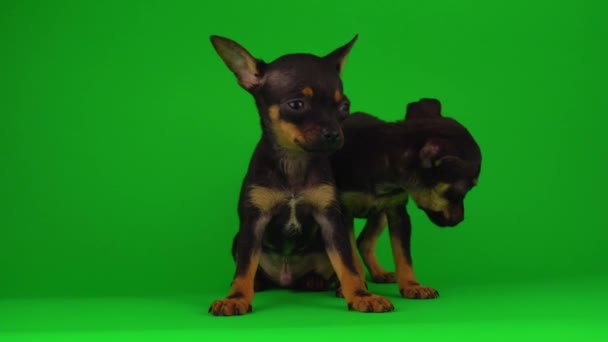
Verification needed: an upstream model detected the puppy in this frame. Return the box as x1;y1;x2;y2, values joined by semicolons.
331;98;482;299
208;35;394;315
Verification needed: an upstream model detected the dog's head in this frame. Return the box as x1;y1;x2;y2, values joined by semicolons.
405;99;482;227
210;35;358;154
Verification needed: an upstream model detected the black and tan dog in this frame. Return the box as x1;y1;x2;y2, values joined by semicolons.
331;98;482;299
208;35;393;315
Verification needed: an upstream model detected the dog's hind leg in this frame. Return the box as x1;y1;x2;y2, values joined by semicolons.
357;213;396;283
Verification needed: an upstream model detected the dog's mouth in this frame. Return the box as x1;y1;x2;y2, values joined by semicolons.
424;209;462;228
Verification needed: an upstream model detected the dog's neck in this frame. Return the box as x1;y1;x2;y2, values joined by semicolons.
385;149;422;192
380;130;433;192
260;133;314;187
279;154;310;183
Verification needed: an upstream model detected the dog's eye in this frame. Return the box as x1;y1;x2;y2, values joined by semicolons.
287;100;305;110
340;101;350;112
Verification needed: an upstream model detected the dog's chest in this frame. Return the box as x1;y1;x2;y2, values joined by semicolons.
270;194;314;235
249;183;335;237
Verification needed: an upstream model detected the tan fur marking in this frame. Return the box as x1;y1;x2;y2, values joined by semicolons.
249;186;288;213
269;105;280;121
326;249;365;300
228;250;260;301
409;182;451;212
302;87;314;97
359;214;392;281
472;178;478;185
389;234;419;287
302;184;336;210
268;105;305;151
340;191;409;216
279;121;305;144
349;229;366;284
334;89;343;102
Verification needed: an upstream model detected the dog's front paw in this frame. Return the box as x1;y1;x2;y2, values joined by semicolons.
209;297;253;316
371;272;396;283
400;285;439;299
347;292;394;313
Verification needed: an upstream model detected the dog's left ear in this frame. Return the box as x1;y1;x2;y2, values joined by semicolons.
419;138;443;168
324;35;359;74
210;35;265;91
420;139;466;169
419;137;463;168
406;98;442;120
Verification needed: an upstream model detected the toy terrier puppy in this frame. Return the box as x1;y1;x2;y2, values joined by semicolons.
208;35;394;315
331;98;482;299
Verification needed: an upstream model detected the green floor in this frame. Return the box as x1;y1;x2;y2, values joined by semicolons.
2;276;606;342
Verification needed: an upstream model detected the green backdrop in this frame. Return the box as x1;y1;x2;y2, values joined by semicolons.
1;0;607;340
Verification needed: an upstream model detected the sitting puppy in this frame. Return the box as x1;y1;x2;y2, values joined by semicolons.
331;98;482;299
208;35;393;315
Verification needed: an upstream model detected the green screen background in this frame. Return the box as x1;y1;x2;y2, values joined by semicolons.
1;0;607;340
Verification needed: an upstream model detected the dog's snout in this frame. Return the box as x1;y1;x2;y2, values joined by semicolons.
321;127;340;142
451;205;464;222
425;208;463;228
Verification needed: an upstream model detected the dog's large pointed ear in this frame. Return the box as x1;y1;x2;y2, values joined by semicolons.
406;98;442;120
324;35;358;74
210;35;264;90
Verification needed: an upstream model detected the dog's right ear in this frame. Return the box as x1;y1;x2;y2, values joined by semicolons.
324;34;359;74
210;35;264;90
405;98;442;120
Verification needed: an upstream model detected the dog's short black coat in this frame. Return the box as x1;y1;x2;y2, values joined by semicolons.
330;98;482;299
208;35;393;316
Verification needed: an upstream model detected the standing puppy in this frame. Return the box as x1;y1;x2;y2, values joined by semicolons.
208;35;393;316
331;99;482;299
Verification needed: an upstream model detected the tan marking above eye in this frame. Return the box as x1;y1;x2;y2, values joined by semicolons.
472;178;478;185
334;90;343;102
302;87;314;97
269;105;280;121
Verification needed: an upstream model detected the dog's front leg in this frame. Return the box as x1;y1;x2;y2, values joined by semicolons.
315;205;393;313
386;206;439;299
334;213;368;298
209;208;270;316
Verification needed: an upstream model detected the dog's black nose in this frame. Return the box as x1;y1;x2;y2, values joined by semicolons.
321;128;340;142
